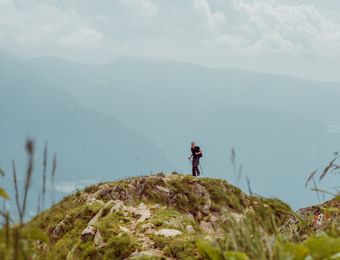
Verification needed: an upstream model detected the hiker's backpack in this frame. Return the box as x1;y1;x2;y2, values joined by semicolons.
198;148;203;158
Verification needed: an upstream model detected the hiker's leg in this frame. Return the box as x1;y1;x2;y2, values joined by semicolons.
192;160;196;176
193;159;200;176
195;159;200;176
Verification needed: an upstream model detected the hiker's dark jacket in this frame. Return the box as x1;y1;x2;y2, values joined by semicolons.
191;146;201;159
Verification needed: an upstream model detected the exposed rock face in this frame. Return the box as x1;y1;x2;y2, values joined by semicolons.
141;223;156;231
109;200;125;214
199;221;215;234
51;220;66;240
119;226;131;233
93;184;112;199
88;206;104;226
81;226;97;242
130;249;167;259
155;185;170;194
94;230;107;248
135;203;151;223
110;185;131;200
51;215;71;240
155;229;182;237
185;225;195;233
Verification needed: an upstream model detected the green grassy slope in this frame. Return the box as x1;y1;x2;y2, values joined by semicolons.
1;173;339;259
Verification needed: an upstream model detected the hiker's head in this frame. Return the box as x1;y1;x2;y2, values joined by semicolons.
191;142;196;148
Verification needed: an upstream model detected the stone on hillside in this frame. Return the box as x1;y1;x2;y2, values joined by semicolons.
141;223;156;231
51;215;72;240
155;229;182;237
81;226;96;242
155;185;170;194
86;197;105;207
110;185;131;200
51;220;66;240
127;206;137;214
150;204;160;209
88;208;104;226
202;204;211;215
110;200;125;214
185;225;195;233
192;183;206;196
135;203;151;223
119;226;131;233
229;212;244;223
138;203;147;210
192;182;212;215
103;199;115;210
200;221;214;234
132;178;147;198
135;209;151;224
145;228;155;235
187;213;195;221
93;184;111;199
94;230;107;248
130;249;166;259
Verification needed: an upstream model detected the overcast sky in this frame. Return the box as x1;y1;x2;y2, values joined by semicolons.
1;0;340;82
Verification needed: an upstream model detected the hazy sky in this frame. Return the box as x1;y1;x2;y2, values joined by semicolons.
1;0;340;82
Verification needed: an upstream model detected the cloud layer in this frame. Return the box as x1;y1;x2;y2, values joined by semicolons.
1;0;340;81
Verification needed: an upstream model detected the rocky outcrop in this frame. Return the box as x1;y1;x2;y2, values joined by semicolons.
30;173;299;259
135;203;151;224
155;229;182;237
81;226;96;242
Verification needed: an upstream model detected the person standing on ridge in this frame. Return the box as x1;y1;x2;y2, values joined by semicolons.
188;142;203;176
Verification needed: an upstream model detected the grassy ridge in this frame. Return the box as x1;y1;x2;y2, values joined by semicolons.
0;173;339;259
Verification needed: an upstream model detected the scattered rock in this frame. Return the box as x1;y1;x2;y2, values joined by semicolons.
132;178;147;198
141;223;156;231
110;185;131;200
138;203;148;210
88;209;104;226
199;221;214;234
93;184;111;199
52;220;66;240
145;228;155;235
119;226;131;233
150;204;160;209
86;197;105;207
51;215;72;240
186;225;195;233
130;249;166;259
192;183;206;197
155;185;170;194
202;204;210;215
110;200;125;214
94;230;107;248
135;203;151;223
127;206;137;214
87;200;115;227
155;229;182;237
81;226;96;242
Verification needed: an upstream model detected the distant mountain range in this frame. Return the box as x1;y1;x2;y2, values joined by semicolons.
1;50;340;210
0;51;172;215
